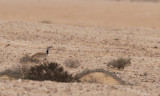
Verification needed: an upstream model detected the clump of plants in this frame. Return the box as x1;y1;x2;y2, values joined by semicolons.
107;58;131;69
19;54;32;63
1;59;129;85
64;58;80;68
0;68;22;79
24;62;78;82
1;54;130;84
40;20;52;24
19;54;39;63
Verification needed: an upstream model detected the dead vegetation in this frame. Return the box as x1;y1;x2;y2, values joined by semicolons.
19;53;38;63
24;62;79;82
0;67;22;79
0;61;79;82
0;65;126;84
0;54;129;84
40;20;52;24
64;58;80;68
107;58;131;69
19;54;78;82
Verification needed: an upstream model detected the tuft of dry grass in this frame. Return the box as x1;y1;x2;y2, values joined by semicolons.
19;54;32;63
19;53;42;78
19;53;38;63
0;68;22;79
40;20;52;24
64;58;80;68
56;46;66;52
107;58;131;69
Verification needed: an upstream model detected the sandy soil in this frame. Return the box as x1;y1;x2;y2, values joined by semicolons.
1;21;160;96
0;0;160;96
0;0;160;28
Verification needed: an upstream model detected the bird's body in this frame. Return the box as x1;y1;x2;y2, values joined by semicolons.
31;46;53;62
31;52;48;61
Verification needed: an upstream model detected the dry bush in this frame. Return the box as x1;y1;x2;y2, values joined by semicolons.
19;54;79;82
0;68;22;79
107;58;131;69
0;53;37;79
1;61;79;82
56;46;66;52
19;54;42;78
24;62;78;82
19;54;32;63
64;58;80;68
40;20;52;24
19;54;38;63
0;60;129;85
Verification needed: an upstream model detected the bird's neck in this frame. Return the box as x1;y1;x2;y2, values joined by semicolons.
46;48;49;54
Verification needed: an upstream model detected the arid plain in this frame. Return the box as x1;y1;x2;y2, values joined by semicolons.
0;0;160;96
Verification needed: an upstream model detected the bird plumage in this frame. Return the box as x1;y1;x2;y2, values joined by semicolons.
31;46;53;62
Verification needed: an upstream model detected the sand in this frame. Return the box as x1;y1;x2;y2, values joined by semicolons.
0;0;160;96
0;0;160;28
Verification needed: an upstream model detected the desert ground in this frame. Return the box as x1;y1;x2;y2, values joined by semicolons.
0;0;160;96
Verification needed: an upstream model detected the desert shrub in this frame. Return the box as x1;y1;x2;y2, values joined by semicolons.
107;58;131;69
24;62;78;82
56;46;66;52
40;20;52;24
19;54;38;63
19;54;32;63
64;58;80;68
0;68;22;79
0;62;128;84
19;54;39;77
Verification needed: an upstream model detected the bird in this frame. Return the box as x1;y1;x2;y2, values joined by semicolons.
31;46;53;62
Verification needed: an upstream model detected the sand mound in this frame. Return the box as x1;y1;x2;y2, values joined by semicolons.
80;72;120;85
78;69;125;85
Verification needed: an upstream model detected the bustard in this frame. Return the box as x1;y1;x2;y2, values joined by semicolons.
31;46;53;62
